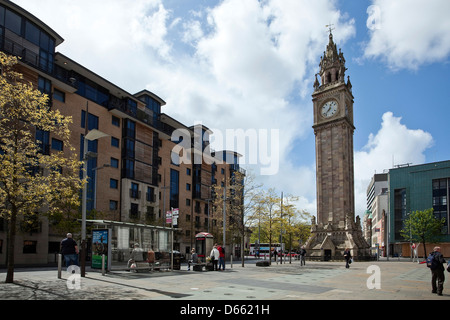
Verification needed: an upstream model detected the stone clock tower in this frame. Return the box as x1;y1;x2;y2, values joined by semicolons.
305;31;369;259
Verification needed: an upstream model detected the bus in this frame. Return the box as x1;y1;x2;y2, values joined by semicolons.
249;243;285;257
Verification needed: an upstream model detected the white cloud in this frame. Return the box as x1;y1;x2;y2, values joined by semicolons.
12;0;358;215
364;0;450;70
354;112;434;215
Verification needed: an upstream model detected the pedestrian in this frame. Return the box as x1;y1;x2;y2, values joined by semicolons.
344;248;352;268
300;246;306;266
127;243;144;270
428;246;446;296
210;244;220;271
218;245;225;270
188;248;198;271
60;233;79;268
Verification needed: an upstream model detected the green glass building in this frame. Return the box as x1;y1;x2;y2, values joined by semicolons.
388;160;450;256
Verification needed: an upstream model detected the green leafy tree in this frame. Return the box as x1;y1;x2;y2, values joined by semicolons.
0;53;83;283
400;208;446;258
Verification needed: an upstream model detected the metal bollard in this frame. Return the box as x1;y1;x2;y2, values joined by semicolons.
102;254;106;276
57;254;62;279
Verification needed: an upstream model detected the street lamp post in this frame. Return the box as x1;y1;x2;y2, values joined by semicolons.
81;129;109;277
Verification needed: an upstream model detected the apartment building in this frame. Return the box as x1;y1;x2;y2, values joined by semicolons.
0;0;243;265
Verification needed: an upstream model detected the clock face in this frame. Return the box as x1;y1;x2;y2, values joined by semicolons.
321;100;338;118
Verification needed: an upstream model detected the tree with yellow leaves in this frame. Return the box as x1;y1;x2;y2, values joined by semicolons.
0;53;83;283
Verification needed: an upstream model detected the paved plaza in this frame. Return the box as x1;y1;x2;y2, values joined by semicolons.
0;259;448;302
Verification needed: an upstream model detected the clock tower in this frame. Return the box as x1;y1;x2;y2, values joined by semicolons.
305;30;369;259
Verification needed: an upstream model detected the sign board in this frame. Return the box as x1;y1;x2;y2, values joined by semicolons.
91;229;110;269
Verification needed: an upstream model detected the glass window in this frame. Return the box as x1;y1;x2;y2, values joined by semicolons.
109;200;118;211
5;9;21;35
130;203;139;219
53;89;65;102
124;159;134;179
40;31;49;51
131;182;139;199
112;116;120;127
111;137;119;148
110;157;119;168
38;76;51;96
51;138;63;151
23;241;37;254
25;21;40;45
170;169;179;209
124;119;135;138
110;179;118;189
0;6;5;26
88;113;99;131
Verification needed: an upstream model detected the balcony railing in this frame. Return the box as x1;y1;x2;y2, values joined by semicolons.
1;33;77;89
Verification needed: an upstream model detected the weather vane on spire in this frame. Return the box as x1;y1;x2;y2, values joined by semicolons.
325;23;335;35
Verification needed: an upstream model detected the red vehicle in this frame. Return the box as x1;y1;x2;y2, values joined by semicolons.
283;252;299;259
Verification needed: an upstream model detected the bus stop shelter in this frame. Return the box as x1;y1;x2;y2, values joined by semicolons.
85;220;180;271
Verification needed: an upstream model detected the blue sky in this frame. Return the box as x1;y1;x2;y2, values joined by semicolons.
12;0;450;219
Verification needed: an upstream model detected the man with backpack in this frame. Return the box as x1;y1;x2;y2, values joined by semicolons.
427;246;446;296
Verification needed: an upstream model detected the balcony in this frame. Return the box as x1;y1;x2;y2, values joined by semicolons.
107;97;174;137
1;33;76;90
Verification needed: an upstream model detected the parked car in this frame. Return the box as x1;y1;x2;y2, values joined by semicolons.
284;252;299;259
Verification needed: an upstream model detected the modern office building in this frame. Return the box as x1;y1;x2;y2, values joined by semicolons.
0;0;243;266
388;160;450;257
365;161;450;258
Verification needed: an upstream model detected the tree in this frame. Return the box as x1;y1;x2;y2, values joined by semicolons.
249;190;311;263
211;169;262;266
400;208;446;258
0;53;83;283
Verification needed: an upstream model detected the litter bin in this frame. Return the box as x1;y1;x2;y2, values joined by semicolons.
172;251;181;270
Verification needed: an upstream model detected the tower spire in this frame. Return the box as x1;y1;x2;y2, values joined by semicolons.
315;26;347;90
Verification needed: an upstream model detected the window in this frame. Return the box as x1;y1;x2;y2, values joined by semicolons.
53;89;65;102
110;179;118;189
432;178;449;233
36;129;50;155
130;203;139;219
124;139;135;158
186;168;191;176
51;138;63;151
123;159;134;179
23;240;37;254
25;20;40;45
394;188;406;240
5;9;21;35
170;169;179;209
110;157;119;168
123;119;136;138
112;116;120;127
186;183;191;191
109;200;118;211
130;182;139;199
146;186;155;202
81;111;99;130
111;137;119;148
38;76;51;96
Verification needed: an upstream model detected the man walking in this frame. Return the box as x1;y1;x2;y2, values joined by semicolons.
429;246;446;296
299;246;306;266
60;233;79;268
